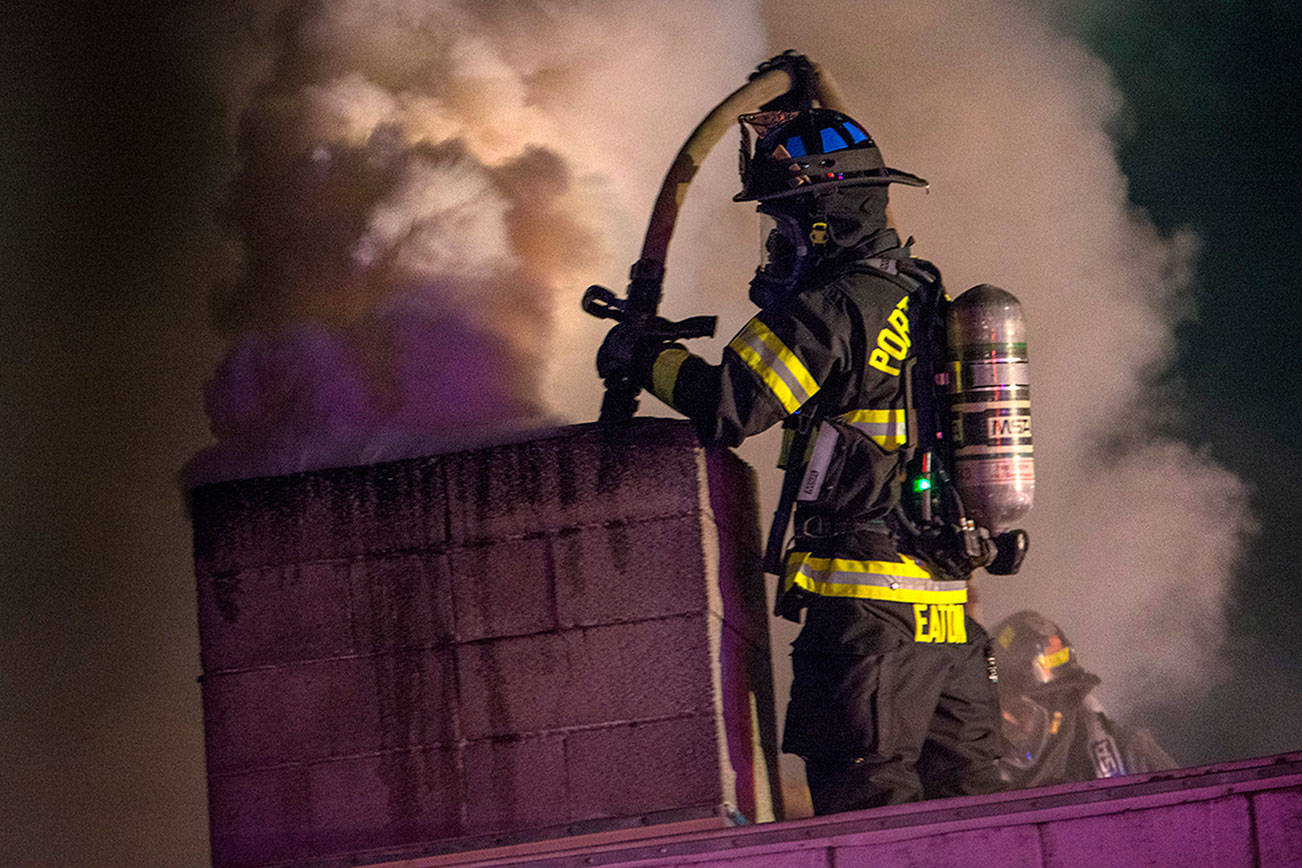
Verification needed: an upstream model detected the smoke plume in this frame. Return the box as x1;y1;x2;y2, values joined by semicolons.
186;0;765;485
192;0;1252;757
750;0;1253;725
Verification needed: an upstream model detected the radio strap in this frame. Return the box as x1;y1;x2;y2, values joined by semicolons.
766;399;820;622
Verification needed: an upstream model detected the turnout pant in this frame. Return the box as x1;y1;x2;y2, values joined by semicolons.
784;604;1005;813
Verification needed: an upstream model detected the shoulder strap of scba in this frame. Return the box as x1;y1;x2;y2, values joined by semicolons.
898;258;949;464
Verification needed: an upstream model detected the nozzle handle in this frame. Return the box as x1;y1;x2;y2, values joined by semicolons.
582;285;626;321
658;315;716;341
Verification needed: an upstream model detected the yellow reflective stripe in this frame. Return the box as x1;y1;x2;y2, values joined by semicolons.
731;337;799;412
785;553;968;604
753;323;820;399
1040;646;1072;670
811;555;935;578
838;408;908;450
727;319;819;414
650;346;690;406
792;574;969;604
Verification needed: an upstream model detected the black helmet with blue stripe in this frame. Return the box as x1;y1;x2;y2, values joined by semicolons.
735;108;928;202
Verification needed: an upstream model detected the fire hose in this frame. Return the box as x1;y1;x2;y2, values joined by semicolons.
582;52;848;422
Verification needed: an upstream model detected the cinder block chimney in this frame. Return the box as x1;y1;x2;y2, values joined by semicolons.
190;419;782;866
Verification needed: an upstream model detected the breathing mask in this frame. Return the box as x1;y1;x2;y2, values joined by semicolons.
749;207;822;308
999;692;1056;770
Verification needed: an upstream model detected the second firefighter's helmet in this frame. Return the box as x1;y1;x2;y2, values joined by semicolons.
735;108;928;202
990;610;1093;696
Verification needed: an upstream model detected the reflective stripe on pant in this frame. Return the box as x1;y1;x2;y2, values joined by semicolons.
785;616;1005;812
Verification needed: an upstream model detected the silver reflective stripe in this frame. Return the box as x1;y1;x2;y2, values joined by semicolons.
811;571;968;592
1082;695;1127;778
727;319;819;414
843;418;905;441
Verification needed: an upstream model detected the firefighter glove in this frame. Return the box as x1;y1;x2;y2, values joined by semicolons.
596;323;673;386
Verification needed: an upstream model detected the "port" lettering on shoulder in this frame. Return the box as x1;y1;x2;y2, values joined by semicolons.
869;295;911;377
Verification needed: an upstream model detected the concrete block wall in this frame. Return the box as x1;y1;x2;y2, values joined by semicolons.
190;419;781;867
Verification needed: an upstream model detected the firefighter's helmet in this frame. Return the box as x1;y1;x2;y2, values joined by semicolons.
735;108;927;203
990;610;1092;696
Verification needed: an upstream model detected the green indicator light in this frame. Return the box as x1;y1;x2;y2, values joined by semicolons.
913;478;932;492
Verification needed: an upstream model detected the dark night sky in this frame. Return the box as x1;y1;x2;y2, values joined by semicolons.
1058;0;1302;759
2;2;1299;864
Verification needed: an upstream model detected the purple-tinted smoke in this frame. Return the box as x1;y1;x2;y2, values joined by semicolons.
187;88;587;485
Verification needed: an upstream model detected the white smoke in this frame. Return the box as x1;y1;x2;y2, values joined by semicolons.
192;0;1252;780
187;0;765;485
752;1;1254;724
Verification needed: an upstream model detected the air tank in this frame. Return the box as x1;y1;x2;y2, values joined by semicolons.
946;284;1034;531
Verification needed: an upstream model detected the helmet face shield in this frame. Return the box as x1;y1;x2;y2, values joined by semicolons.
737;110;800;197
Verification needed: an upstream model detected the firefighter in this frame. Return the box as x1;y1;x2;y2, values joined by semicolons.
990;610;1178;788
598;107;1006;812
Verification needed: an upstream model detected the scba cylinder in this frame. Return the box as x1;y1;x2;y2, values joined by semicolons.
946;284;1034;531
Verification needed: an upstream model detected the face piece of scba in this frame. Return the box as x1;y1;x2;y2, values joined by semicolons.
748;208;812;308
945;284;1034;532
